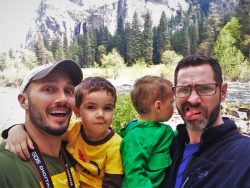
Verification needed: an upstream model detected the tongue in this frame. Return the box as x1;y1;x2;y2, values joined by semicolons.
186;111;196;120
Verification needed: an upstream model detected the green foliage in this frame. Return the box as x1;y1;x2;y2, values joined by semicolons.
100;49;125;68
66;41;81;65
89;28;97;65
50;34;62;58
132;58;147;68
171;28;190;56
214;17;245;81
127;12;142;65
112;94;138;132
54;47;65;61
206;2;223;51
157;11;172;62
96;45;107;65
34;33;54;64
238;60;250;82
100;49;125;79
19;49;38;69
142;12;153;65
240;35;250;58
188;25;198;54
161;50;182;65
224;17;241;42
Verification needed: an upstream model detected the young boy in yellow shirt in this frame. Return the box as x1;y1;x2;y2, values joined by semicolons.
4;77;123;188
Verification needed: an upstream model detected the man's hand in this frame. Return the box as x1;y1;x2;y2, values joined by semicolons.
5;124;34;160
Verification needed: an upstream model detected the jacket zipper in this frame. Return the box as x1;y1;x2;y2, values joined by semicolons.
180;131;205;188
180;154;194;188
180;176;189;188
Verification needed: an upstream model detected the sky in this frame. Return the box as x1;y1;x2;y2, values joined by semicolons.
0;0;40;52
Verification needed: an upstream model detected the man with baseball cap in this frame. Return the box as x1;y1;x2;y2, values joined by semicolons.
0;59;83;187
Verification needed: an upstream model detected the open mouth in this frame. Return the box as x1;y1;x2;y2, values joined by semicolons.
48;108;69;118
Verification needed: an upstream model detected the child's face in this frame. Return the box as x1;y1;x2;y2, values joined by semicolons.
157;95;174;122
78;90;115;141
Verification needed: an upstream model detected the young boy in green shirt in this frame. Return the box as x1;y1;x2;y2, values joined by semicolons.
119;75;176;188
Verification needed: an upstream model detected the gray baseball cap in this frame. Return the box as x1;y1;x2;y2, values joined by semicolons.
20;59;83;93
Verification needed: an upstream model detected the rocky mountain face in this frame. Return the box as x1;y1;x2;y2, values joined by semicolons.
25;0;239;48
26;0;189;47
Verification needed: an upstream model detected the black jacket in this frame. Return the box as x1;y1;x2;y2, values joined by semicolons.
160;117;250;188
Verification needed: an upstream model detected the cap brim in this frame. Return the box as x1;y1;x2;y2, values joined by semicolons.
32;59;83;86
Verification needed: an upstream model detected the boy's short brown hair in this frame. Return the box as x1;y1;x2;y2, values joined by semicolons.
75;77;117;108
130;75;173;114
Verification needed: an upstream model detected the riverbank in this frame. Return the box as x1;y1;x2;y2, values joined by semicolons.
0;81;249;135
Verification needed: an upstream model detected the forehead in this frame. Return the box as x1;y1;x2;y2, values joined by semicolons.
29;69;74;88
177;64;215;85
84;90;115;102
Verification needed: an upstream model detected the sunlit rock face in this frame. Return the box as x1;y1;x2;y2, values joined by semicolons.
25;0;238;48
25;0;189;47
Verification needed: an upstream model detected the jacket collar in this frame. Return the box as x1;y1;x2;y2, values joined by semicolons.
176;117;238;152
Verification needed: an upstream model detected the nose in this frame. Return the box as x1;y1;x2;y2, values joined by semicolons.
96;109;104;118
187;89;201;105
55;90;68;104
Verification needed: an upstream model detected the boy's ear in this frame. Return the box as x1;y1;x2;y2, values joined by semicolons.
18;93;29;110
154;100;161;113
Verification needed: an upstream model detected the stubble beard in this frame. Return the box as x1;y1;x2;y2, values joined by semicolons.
28;100;70;136
177;102;221;132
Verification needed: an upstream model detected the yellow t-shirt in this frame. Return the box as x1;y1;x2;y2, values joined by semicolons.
63;120;123;188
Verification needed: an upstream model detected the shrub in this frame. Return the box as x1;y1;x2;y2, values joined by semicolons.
161;50;182;65
100;49;126;79
112;94;138;132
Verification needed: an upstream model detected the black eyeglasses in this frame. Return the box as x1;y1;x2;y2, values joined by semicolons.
172;83;219;98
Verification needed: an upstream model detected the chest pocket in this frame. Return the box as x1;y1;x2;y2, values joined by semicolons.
148;152;172;170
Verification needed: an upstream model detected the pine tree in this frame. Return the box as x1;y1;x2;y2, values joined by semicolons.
50;33;62;58
128;12;142;65
157;11;171;63
153;27;160;64
80;32;92;67
206;2;223;53
66;41;80;65
50;33;65;61
237;0;250;35
142;11;153;65
198;11;208;43
124;23;131;64
96;45;107;66
180;28;190;55
114;16;126;60
236;0;250;58
63;33;68;52
34;33;53;64
54;47;65;61
88;28;97;65
103;27;113;52
188;25;198;54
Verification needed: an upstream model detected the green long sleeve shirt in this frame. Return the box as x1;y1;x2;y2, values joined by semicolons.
119;120;176;188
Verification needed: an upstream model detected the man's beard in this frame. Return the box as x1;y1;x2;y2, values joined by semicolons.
28;100;71;136
177;102;221;132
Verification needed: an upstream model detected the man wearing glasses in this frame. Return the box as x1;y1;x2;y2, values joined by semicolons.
160;54;250;188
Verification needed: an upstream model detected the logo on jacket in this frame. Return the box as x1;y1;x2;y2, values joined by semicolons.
196;168;209;179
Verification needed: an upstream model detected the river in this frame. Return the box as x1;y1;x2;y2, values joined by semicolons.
0;81;249;131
